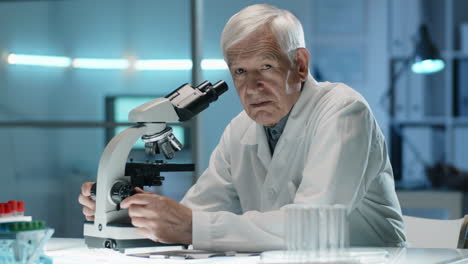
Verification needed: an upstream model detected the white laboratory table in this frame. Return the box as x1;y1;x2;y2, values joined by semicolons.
45;238;468;264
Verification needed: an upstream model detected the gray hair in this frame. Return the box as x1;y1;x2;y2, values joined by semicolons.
221;4;305;64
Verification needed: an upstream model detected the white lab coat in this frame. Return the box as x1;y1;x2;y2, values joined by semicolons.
181;75;407;251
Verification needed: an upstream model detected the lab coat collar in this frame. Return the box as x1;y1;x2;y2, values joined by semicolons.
289;74;318;121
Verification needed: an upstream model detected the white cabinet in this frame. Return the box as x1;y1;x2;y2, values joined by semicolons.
397;191;463;219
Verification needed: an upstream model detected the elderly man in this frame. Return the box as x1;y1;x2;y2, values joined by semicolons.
79;4;406;251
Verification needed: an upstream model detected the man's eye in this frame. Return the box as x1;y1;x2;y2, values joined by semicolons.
234;68;245;74
261;64;272;70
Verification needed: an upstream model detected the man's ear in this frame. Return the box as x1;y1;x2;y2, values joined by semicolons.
294;48;310;82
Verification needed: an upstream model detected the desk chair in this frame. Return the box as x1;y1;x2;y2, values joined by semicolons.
403;215;468;248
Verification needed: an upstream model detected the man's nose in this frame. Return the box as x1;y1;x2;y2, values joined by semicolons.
245;71;264;94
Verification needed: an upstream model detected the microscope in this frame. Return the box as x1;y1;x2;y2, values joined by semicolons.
83;80;228;250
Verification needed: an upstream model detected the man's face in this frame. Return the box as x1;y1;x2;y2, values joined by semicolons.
226;28;302;127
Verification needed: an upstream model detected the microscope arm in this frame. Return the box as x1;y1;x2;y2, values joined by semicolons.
84;80;228;248
94;123;167;233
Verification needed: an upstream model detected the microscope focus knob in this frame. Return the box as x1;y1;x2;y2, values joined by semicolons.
110;181;134;205
90;183;97;201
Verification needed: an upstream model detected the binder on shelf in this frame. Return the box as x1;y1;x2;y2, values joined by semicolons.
461;23;468;54
457;60;468;116
454;128;468;172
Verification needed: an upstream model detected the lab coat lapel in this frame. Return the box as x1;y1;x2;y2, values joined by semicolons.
261;75;318;208
256;123;272;169
239;119;272;169
239;74;318;184
273;75;317;152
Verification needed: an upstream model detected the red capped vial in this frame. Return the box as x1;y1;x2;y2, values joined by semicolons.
0;203;5;218
17;201;25;216
4;202;13;217
8;201;17;216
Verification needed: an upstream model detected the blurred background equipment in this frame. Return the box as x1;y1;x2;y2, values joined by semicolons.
411;24;445;74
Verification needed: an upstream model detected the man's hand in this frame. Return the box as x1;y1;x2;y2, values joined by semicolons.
120;187;193;245
78;182;96;221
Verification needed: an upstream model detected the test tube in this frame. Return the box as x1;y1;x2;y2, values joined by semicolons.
284;204;348;256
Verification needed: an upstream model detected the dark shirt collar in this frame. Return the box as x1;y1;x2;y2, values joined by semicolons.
265;113;289;139
264;112;290;153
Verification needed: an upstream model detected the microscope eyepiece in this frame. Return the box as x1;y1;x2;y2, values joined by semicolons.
167;80;229;121
211;80;228;95
196;81;211;92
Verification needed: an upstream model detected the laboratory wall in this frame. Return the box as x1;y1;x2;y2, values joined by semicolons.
2;0;443;238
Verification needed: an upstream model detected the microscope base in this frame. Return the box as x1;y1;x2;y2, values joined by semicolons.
84;222;186;251
84;236;162;250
